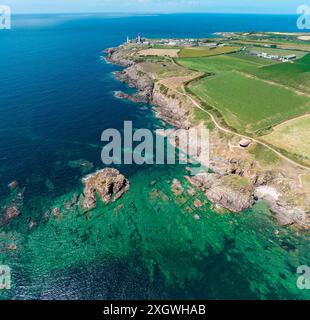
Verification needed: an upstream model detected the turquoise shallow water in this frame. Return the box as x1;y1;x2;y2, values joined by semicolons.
0;13;309;299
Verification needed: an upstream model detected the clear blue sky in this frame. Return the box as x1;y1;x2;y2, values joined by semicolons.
5;0;304;14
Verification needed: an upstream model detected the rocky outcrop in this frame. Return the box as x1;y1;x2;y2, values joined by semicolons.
114;91;147;104
201;173;255;212
104;47;134;67
271;204;309;229
114;64;154;103
81;168;130;210
254;185;310;229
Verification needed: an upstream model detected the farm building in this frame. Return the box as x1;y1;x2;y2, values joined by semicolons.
282;54;297;61
239;139;252;148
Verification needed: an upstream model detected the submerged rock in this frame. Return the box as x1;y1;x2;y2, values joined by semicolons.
28;218;37;230
81;168;130;210
0;206;21;227
45;178;55;192
5;206;20;221
0;188;24;226
53;208;60;217
193;199;203;208
8;180;18;190
68;159;94;174
171;178;184;196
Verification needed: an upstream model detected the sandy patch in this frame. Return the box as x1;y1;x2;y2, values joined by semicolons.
255;186;281;201
298;36;310;41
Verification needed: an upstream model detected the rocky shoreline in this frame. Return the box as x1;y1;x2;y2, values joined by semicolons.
104;45;310;229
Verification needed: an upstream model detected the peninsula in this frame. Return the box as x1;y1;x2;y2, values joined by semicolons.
105;32;310;229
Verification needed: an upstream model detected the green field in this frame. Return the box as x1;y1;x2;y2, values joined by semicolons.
262;115;310;166
177;52;275;74
189;71;310;134
178;46;240;58
248;53;310;94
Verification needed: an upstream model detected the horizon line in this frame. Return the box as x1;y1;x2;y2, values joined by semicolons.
10;11;302;15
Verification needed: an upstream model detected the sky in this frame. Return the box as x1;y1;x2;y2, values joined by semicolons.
3;0;306;14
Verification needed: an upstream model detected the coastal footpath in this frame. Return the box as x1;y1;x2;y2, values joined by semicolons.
104;41;310;230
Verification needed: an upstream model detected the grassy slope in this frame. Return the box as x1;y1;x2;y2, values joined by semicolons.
261;115;310;166
248;53;310;94
178;46;240;58
177;53;275;74
189;71;310;134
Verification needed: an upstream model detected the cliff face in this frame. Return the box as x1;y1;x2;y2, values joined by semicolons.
115;64;154;103
152;83;192;129
205;174;255;212
188;173;255;212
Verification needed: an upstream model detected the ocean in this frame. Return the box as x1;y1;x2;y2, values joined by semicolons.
0;13;309;299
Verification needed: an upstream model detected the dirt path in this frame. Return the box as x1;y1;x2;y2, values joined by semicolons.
266;112;310;130
158;78;310;172
298;173;308;188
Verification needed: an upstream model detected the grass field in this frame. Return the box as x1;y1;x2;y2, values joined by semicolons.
177;52;275;74
140;61;195;80
228;39;310;51
189;71;310;134
261;115;310;166
178;46;240;58
248;53;310;94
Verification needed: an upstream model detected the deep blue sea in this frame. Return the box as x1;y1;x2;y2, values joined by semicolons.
0;14;309;300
